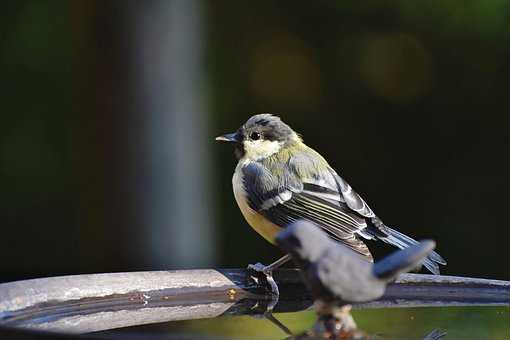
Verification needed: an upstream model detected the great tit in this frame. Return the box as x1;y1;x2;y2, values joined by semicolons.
216;114;445;280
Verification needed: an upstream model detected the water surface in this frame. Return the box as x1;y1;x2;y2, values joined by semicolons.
103;306;510;339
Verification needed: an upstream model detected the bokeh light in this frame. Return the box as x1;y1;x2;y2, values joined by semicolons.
359;33;433;103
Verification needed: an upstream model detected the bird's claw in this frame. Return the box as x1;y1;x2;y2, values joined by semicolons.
248;263;280;298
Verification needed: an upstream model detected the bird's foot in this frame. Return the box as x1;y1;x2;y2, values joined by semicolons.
247;262;280;311
247;262;280;295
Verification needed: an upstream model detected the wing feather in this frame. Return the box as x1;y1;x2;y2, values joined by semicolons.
332;172;375;218
241;157;373;260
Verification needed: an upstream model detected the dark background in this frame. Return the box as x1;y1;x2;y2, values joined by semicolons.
1;0;509;283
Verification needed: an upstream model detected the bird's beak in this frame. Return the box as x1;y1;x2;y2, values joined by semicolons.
215;132;240;143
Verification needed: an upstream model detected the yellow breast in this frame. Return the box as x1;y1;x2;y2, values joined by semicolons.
232;164;282;244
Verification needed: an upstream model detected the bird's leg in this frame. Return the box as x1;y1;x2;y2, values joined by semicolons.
262;254;292;272
247;254;291;297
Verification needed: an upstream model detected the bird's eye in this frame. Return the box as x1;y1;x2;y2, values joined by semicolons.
250;132;261;140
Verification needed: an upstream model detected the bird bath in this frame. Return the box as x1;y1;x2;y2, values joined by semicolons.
1;269;509;339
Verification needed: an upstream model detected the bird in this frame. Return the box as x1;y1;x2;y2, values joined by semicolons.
276;220;437;338
215;114;445;292
275;220;437;304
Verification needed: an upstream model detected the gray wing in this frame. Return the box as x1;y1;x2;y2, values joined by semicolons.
241;161;373;260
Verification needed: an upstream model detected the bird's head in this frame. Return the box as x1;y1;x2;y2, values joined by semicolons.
275;220;331;265
215;114;300;161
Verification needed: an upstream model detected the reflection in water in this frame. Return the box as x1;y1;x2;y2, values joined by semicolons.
99;306;510;339
235;297;448;340
265;313;293;336
289;305;366;339
422;329;447;340
288;327;446;340
269;304;446;339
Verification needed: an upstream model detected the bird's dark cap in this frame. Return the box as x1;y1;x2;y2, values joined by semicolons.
216;113;299;145
241;113;297;144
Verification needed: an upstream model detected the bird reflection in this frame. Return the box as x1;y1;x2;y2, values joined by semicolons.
287;326;446;340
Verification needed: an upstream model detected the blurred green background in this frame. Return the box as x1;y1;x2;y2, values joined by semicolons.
1;0;510;283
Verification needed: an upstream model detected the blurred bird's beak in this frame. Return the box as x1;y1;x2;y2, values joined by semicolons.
215;132;240;143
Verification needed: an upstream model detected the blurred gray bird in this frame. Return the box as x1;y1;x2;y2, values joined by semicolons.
275;220;437;304
216;114;445;292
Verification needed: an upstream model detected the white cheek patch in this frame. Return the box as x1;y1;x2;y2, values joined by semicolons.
243;139;283;160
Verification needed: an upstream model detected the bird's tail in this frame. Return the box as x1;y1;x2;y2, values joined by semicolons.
373;240;437;281
379;227;446;275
